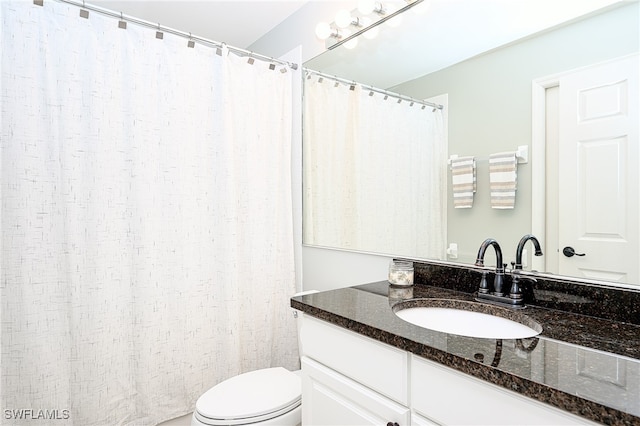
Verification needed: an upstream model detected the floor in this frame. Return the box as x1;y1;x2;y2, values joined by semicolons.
158;413;192;426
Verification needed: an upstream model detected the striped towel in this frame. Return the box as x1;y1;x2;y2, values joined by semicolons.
489;151;518;209
451;156;476;208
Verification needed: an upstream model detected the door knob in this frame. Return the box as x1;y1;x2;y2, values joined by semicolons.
563;246;585;257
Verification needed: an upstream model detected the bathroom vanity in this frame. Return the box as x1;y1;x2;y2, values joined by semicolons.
291;262;640;426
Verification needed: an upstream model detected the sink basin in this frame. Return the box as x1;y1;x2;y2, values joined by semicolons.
393;299;542;339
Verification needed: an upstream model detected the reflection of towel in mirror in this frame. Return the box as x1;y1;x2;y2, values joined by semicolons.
489;152;517;209
451;156;476;208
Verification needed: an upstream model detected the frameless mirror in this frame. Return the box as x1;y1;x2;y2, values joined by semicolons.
303;0;639;287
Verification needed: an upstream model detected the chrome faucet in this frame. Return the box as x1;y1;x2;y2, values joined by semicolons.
514;234;543;270
474;238;506;296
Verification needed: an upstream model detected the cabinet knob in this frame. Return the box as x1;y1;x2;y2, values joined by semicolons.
386;423;399;426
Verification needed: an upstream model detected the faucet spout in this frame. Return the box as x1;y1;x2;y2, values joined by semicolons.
475;238;504;269
515;234;543;270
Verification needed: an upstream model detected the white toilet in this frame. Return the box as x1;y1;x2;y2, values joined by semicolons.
191;367;302;426
191;291;315;426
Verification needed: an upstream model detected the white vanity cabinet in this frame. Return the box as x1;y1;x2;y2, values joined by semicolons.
300;316;410;425
300;315;598;426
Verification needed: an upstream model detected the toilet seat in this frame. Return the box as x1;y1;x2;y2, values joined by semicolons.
194;367;301;426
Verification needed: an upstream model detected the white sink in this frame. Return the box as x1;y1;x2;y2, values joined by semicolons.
394;302;541;339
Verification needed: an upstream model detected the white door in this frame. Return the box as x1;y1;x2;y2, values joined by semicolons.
554;54;639;283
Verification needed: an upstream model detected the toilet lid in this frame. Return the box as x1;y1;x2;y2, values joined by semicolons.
195;367;301;424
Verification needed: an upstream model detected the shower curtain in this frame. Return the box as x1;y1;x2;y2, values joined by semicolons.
303;76;447;259
0;2;298;425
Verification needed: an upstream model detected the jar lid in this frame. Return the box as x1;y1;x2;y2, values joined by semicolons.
391;260;413;269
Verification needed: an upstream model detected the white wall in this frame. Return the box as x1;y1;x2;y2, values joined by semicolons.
302;246;391;291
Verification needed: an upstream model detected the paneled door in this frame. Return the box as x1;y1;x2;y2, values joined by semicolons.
553;54;639;283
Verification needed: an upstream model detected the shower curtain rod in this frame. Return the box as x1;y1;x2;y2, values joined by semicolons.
304;68;444;110
44;0;298;70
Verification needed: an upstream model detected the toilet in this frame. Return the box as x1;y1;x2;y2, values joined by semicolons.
191;367;301;426
191;291;315;426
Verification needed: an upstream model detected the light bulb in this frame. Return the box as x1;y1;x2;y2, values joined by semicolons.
315;22;332;40
338;28;357;49
359;16;378;40
386;13;403;28
363;26;379;40
358;0;376;15
344;37;358;49
383;3;403;27
335;9;353;28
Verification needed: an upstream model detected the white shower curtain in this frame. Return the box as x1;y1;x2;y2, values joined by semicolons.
303;76;446;259
0;2;298;425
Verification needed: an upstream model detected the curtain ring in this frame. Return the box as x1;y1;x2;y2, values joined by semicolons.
118;12;127;29
79;1;89;18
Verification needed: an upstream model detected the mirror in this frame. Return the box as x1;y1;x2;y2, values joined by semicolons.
303;0;639;286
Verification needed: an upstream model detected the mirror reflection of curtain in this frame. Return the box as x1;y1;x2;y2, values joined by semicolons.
303;76;446;259
1;2;297;424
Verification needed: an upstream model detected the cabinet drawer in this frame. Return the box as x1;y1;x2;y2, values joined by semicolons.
302;356;410;426
300;315;409;405
411;355;598;425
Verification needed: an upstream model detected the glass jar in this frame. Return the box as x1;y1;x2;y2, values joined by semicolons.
388;260;414;286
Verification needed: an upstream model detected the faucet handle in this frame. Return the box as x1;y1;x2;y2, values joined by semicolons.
509;272;537;302
478;271;490;294
509;274;524;302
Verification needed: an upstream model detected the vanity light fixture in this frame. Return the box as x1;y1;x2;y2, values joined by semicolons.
385;4;404;28
335;9;363;29
358;0;386;16
359;17;379;39
318;0;424;51
335;9;352;28
337;29;359;49
315;22;342;40
343;35;358;49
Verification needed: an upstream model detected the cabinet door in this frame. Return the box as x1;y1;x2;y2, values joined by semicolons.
554;344;640;416
411;411;441;426
302;356;410;426
411;355;598;425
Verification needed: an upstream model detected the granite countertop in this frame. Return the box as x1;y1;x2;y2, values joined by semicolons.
291;281;640;426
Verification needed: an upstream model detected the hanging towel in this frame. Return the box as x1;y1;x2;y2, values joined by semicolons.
451;156;476;208
489;151;518;209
